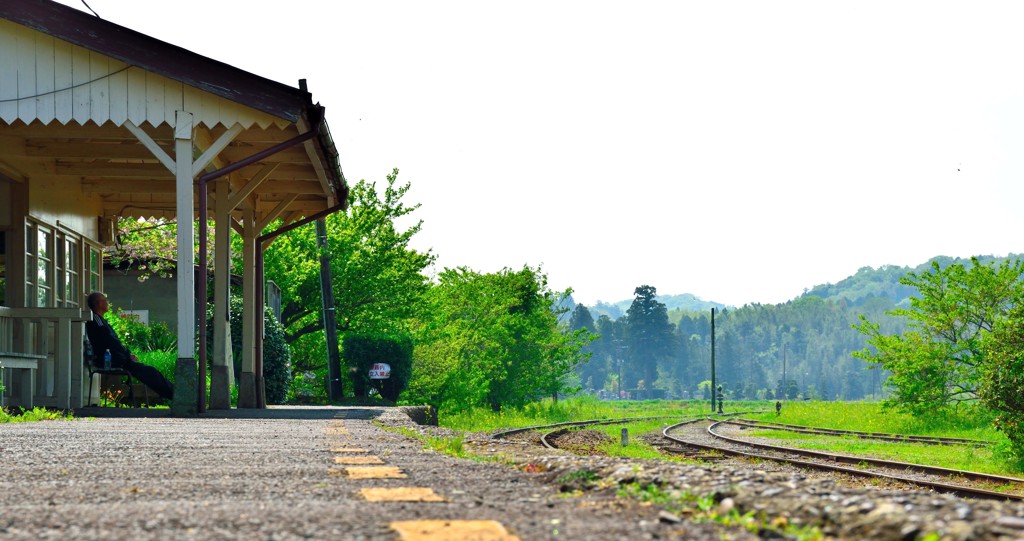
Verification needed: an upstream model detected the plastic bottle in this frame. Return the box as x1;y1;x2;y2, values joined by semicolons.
103;349;111;370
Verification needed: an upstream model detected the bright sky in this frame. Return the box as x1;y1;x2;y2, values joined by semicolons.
55;0;1024;307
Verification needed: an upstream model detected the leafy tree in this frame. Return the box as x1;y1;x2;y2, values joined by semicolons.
980;304;1024;461
855;257;1024;415
407;266;591;411
258;169;434;350
569;304;606;390
108;218;180;280
624;285;675;391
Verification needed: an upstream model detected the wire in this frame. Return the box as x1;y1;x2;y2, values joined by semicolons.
0;65;133;103
80;0;101;18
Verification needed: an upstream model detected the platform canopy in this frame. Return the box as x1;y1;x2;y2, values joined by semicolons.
0;0;348;412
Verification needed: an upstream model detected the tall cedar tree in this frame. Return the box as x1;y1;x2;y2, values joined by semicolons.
624;285;675;391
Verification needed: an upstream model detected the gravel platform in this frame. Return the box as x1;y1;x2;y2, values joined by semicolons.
0;407;737;540
4;406;1024;540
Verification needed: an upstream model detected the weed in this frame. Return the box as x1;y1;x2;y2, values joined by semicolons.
375;422;507;464
615;482;823;539
556;468;601;489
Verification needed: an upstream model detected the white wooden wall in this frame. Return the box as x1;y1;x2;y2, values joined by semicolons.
0;19;287;130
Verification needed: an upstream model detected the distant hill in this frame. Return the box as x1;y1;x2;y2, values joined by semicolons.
800;254;1023;307
579;253;1023;319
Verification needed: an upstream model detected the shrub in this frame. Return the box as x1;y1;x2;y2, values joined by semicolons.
343;333;413;401
262;305;292;404
207;295;292;405
106;307;176;353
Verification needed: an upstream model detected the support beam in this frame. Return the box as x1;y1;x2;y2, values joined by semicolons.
192;123;243;177
228;163;277;209
171;111;198;416
208;177;234;409
125;120;175;173
237;207;258;409
255;194;299;232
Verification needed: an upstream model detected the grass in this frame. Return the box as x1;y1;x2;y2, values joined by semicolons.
375;422;511;464
589;419;698;461
0;406;73;423
438;397;1024;473
746;400;1001;441
746;429;1013;475
439;395;753;432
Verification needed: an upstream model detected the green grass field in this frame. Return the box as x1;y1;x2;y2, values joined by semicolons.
440;396;1022;475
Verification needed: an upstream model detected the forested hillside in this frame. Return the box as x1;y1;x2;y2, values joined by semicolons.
570;254;1022;401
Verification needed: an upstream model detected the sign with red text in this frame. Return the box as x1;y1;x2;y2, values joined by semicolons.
369;363;391;379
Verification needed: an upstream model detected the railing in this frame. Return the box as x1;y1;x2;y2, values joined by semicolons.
0;306;89;409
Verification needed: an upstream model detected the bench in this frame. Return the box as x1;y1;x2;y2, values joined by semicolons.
0;351;47;409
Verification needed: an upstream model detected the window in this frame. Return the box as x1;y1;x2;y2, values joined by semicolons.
25;218;97;308
56;237;80;308
86;242;102;295
25;220;54;307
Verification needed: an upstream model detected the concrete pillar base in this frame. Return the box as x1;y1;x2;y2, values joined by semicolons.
171;358;198;416
238;371;257;408
209;364;232;409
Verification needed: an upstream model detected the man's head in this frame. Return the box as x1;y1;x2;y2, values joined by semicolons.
86;292;109;315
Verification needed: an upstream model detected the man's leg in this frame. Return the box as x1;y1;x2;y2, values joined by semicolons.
124;360;174;400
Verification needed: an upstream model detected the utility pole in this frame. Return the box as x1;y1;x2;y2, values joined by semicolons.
710;307;716;413
782;342;787;401
316;218;343;400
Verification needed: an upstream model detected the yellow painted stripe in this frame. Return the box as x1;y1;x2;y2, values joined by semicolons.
337;466;407;479
333;455;384;465
330;447;368;453
359;487;446;502
390;520;520;541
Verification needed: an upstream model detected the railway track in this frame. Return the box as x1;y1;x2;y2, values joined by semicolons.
728;417;991;447
663;419;1024;502
494;415;1024;501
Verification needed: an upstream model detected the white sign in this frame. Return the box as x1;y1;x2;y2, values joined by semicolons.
369;362;391;379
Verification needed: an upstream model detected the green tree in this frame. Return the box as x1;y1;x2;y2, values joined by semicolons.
407;266;591;411
259;169;434;347
624;285;675;392
980;304;1024;461
569;304;606;391
855;257;1024;414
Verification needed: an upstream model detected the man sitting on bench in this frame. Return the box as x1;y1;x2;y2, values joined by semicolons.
85;292;174;402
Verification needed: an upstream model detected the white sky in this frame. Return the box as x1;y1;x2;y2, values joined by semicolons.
55;0;1024;307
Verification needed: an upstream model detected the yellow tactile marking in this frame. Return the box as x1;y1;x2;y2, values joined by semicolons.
359;487;447;502
390;520;520;541
330;447;368;453
339;466;407;479
333;455;385;465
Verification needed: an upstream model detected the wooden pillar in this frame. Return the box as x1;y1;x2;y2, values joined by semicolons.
237;207;257;408
208;178;234;409
171;111;197;416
